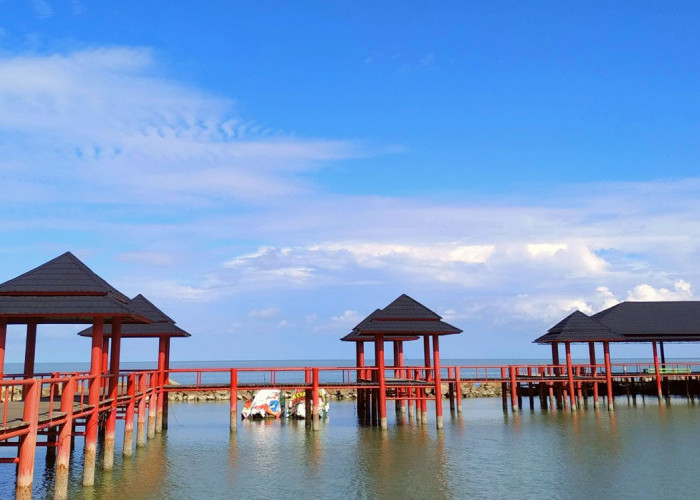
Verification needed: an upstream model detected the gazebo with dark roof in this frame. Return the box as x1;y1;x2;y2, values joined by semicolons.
344;294;462;430
535;301;700;411
77;294;190;432
0;252;151;487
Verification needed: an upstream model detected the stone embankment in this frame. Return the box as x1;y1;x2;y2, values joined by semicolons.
167;382;503;403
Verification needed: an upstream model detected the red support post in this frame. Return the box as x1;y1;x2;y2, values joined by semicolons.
137;373;147;447
565;342;576;411
509;366;518;413
0;319;6;380
604;341;614;411
230;369;238;433
312;367;320;431
22;322;37;400
552;342;563;409
455;366;462;413
82;318;103;486
397;340;406;414
162;338;171;430
148;371;157;438
123;373;136;456
433;335;443;429
377;334;387;430
501;366;508;412
422;335;432;424
16;379;40;499
305;368;312;426
589;341;599;409
357;341;365;422
652;341;663;401
54;376;76;500
101;337;110;377
393;341;401;414
156;336;167;433
104;319;121;471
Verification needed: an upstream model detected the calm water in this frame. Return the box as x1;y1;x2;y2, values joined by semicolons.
2;360;700;498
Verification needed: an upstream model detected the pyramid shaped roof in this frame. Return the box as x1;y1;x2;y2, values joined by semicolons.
77;294;190;338
0;252;149;324
373;294;442;320
0;252;129;302
354;294;462;336
534;310;625;344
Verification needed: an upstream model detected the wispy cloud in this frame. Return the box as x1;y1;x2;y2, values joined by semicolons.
0;47;369;206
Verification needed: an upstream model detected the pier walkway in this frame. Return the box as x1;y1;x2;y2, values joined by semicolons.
2;360;699;498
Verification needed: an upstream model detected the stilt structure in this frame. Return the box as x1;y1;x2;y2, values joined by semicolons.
77;294;191;444
0;252;150;495
348;294;462;430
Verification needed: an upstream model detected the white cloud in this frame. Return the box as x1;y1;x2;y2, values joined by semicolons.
331;310;362;325
248;307;279;318
626;280;693;301
0;48;368;205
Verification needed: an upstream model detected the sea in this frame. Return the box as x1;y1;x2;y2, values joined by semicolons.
1;359;699;499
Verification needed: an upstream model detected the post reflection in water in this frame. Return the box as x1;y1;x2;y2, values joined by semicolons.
7;398;700;499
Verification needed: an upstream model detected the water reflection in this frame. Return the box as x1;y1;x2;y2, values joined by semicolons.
4;399;700;498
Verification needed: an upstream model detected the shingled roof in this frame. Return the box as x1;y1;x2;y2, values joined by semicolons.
0;252;129;302
77;294;190;338
353;294;462;337
534;310;624;344
0;252;149;324
536;301;700;344
592;301;700;341
373;294;442;320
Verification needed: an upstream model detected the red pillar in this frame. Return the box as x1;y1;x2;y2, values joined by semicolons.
552;342;562;409
652;341;663;400
393;341;401;414
148;371;157;438
422;335;432;424
123;373;136;456
103;319;121;470
162;338;171;430
136;373;147;447
377;334;387;429
22;322;37;400
509;365;518;413
589;341;599;409
433;335;443;429
82;317;103;486
156;336;167;433
54;376;76;500
398;340;406;414
0;319;6;380
357;341;365;422
312;367;320;431
565;342;576;411
604;341;614;411
16;379;40;499
101;337;110;374
305;368;312;427
230;369;238;433
455;366;462;413
100;337;109;403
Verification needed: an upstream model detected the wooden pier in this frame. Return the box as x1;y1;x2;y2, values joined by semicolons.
3;253;700;497
2;360;700;497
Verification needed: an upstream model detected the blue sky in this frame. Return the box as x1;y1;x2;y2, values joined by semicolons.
1;1;700;363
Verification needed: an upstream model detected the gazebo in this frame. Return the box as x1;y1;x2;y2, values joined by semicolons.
536;301;700;411
77;294;190;437
348;294;462;429
341;310;419;423
0;252;150;491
